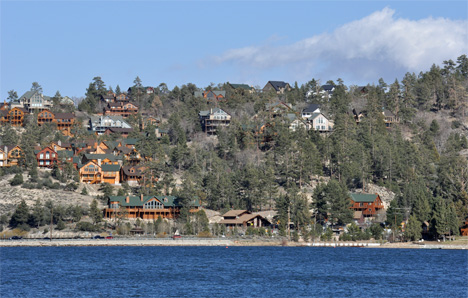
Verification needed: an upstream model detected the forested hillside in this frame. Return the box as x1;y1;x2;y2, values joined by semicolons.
1;56;467;241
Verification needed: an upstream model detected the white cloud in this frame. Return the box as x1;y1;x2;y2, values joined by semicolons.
213;8;468;83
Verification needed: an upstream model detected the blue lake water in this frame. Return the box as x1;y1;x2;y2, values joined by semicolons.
1;246;467;297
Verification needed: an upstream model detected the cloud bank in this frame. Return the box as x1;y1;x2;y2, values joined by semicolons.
213;8;468;83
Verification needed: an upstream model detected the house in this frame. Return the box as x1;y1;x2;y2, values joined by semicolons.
50;140;72;152
101;92;116;103
121;165;145;186
127;86;154;96
262;81;291;94
104;194;200;220
101;164;121;185
286;114;310;132
0;147;8;167
17;90;53;112
461;217;468;236
349;193;384;218
140;116;160;130
219;210;271;229
89;115;132;134
60;96;75;106
103;102;138;117
228;83;255;94
79;161;102;184
199;108;231;135
116;93;129;102
307;113;334;132
37;111;75;135
382;109;399;127
37;110;55;125
6;145;23;167
0;101;9;111
0;107;29;126
265;100;295;118
54;113;76;136
194;90;226;102
36;147;58;168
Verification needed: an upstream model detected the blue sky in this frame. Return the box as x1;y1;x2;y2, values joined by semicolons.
1;1;467;99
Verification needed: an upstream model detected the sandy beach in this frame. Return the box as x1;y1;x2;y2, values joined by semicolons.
1;238;467;249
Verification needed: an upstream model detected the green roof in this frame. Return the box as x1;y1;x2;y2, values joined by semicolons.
101;164;121;172
108;195;200;208
349;193;378;203
124;138;138;145
230;83;252;90
83;154;122;161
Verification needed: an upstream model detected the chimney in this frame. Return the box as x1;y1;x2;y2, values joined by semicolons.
58;140;61;147
98;159;101;167
4;146;7;155
126;196;129;203
140;194;144;202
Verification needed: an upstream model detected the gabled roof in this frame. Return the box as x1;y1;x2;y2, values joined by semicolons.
223;210;250;218
19;90;38;100
57;150;74;158
266;81;289;92
122;165;144;176
321;85;335;91
302;104;321;114
199;108;230;117
349;193;379;203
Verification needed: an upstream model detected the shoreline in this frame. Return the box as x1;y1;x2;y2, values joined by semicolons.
1;238;467;249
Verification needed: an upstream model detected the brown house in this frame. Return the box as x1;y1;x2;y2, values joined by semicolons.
0;107;29;126
6;145;23;167
103;102;138;117
104;195;200;220
349;193;384;218
263;81;291;94
36;147;58;168
219;210;271;229
0;147;8;167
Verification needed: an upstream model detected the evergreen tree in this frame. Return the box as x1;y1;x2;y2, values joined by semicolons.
405;214;422;241
9;200;30;228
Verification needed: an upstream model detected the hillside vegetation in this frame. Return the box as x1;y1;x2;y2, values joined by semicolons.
1;56;467;241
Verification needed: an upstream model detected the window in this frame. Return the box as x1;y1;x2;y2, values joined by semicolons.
40;153;44;159
321;125;326;130
40;161;44;165
316;126;320;130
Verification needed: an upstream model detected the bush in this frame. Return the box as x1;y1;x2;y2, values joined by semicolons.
64;183;78;191
10;173;24;186
56;219;66;230
81;187;88;195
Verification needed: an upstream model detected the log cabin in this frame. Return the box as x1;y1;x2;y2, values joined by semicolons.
349;193;384;218
104;194;200;220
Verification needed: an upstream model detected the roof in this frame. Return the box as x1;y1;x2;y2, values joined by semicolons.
123;138;138;145
302;104;321;113
83;154;122;162
199;108;229;117
101;164;121;172
220;213;271;225
54;113;75;119
122;165;144;176
223;210;250;218
229;83;252;90
321;85;335;91
108;195;200;208
266;81;289;92
19;90;37;100
349;193;379;203
57;150;74;158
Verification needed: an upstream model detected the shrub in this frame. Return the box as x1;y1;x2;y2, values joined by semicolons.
10;173;24;186
81;187;88;195
56;219;66;230
17;223;31;231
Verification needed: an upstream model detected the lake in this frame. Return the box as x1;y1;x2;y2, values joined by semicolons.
1;246;467;297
